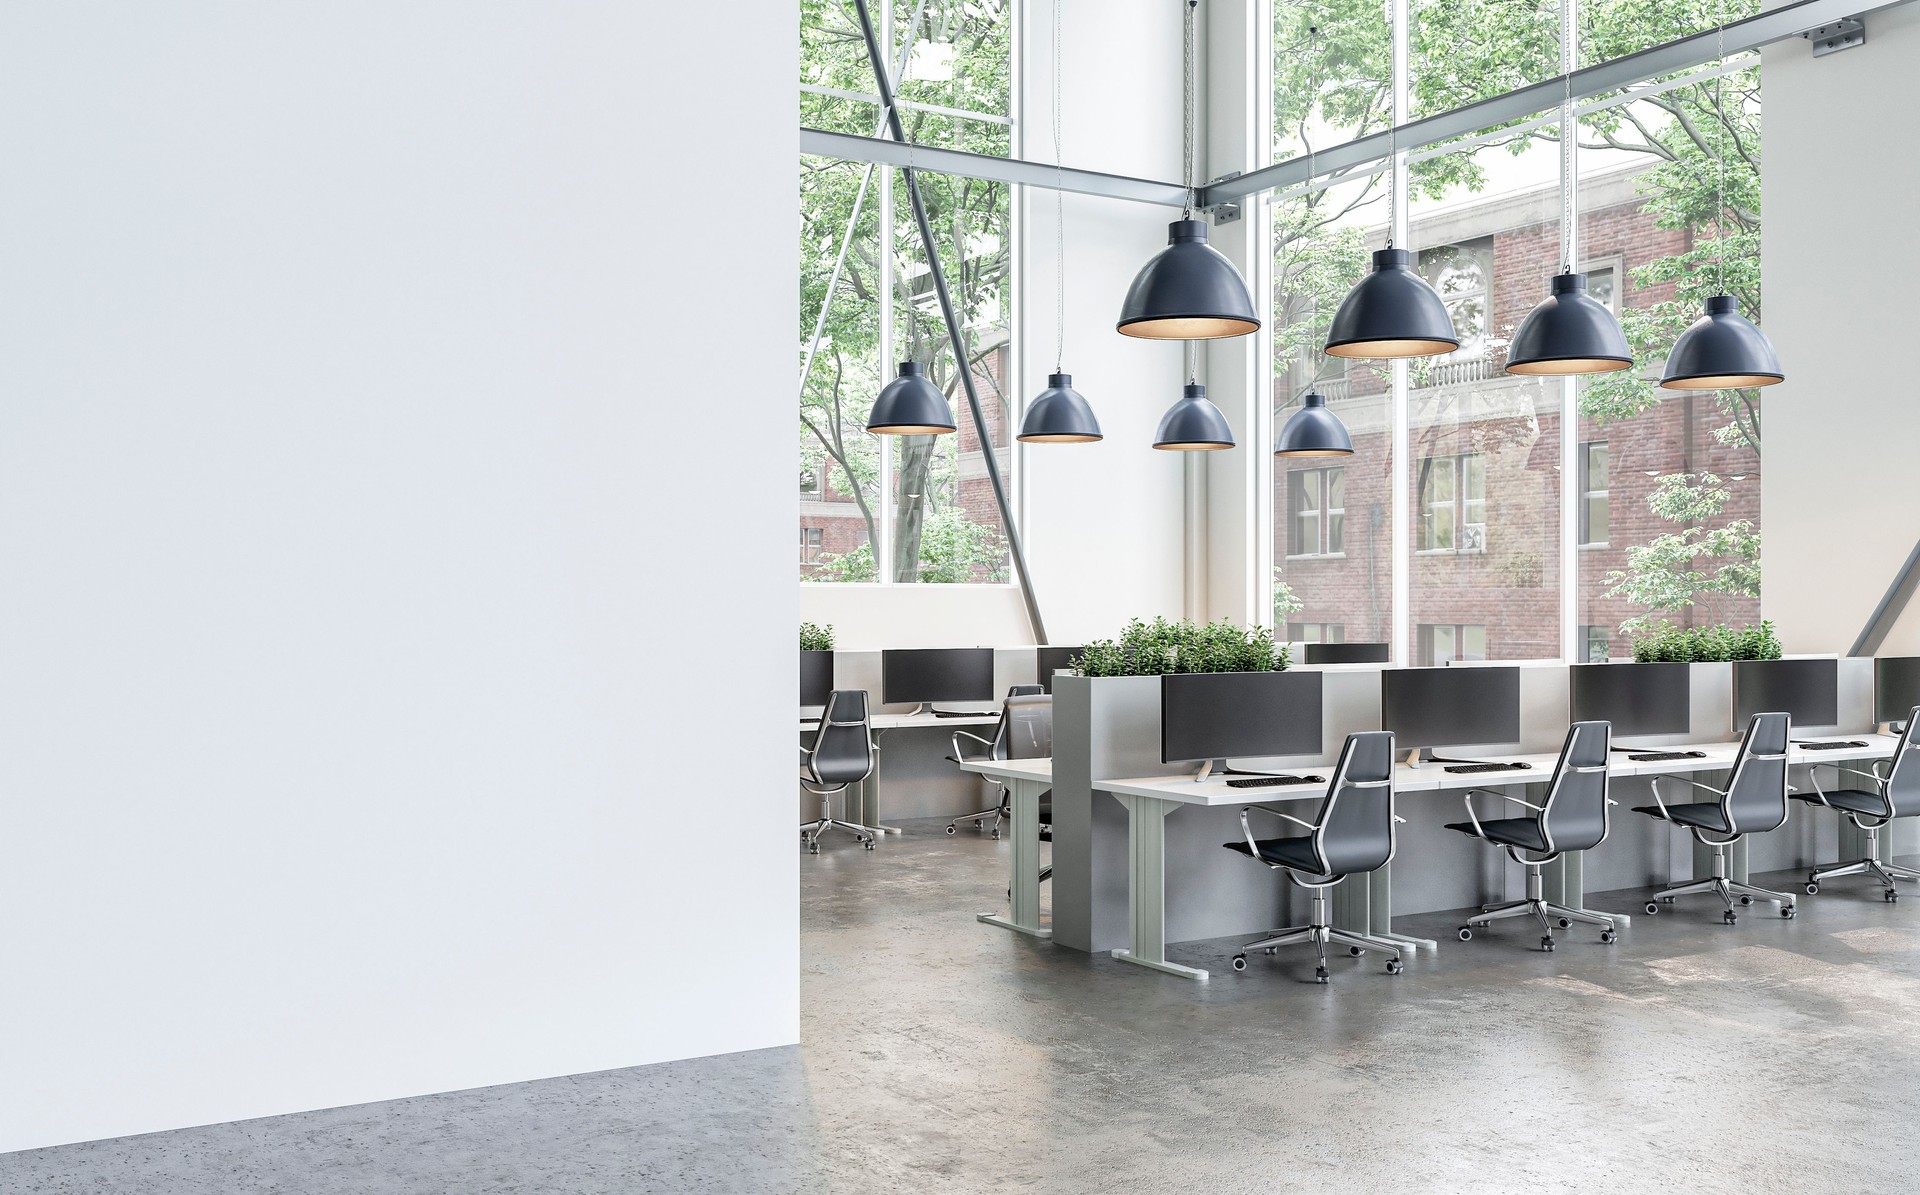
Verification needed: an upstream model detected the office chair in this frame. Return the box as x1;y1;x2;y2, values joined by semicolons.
1222;731;1405;982
1796;706;1920;901
946;685;1048;838
1445;721;1619;952
799;689;881;855
1633;711;1797;923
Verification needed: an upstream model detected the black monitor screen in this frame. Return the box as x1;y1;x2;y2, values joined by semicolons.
800;650;834;707
1380;667;1521;749
1305;642;1391;665
1036;645;1083;694
881;647;995;705
1875;657;1920;725
1569;662;1690;737
1161;670;1323;765
1733;658;1839;729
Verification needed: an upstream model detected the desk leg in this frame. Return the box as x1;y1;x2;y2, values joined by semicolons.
1108;794;1207;980
978;777;1051;939
862;732;904;835
1331;864;1436;952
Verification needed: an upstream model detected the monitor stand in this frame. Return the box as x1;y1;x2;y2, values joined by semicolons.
904;702;975;717
1882;720;1909;737
1191;759;1228;782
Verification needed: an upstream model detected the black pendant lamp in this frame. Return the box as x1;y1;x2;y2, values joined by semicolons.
1274;391;1354;457
1324;247;1459;359
1019;3;1102;444
1153;383;1234;451
1506;276;1632;376
1116;0;1259;341
1659;296;1782;390
1020;373;1102;443
866;361;956;435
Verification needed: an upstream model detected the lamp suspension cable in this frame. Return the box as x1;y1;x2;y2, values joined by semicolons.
1054;0;1066;372
1561;67;1574;273
1386;0;1396;250
1182;0;1196;219
1715;0;1726;295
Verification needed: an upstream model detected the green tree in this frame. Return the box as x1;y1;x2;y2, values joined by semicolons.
1601;472;1760;632
815;508;1008;584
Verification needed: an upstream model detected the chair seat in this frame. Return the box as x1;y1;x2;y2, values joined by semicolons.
1794;787;1891;817
1223;834;1323;874
1443;817;1547;852
1632;802;1730;833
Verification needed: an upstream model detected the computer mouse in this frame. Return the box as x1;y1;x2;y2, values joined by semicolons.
1514;762;1532;769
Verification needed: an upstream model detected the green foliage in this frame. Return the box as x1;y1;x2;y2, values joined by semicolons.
1603;473;1760;633
1630;619;1781;662
813;508;1008;584
799;622;835;652
1077;618;1291;678
1272;570;1305;628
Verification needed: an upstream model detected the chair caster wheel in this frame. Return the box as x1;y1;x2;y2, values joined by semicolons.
1385;959;1404;975
1783;905;1797;917
808;845;820;855
1541;936;1555;952
1886;890;1900;904
1348;945;1365;957
1457;926;1474;941
1600;929;1617;945
945;824;957;835
1644;902;1659;915
1723;911;1738;925
1556;917;1571;929
1314;967;1329;984
1231;954;1247;972
1739;895;1753;906
1805;882;1820;895
863;840;875;851
990;829;1000;840
1265;947;1277;956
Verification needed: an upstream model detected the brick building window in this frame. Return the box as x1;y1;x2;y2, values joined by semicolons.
1288;622;1346;644
799;468;821;497
1418;624;1487;666
800;527;823;564
1579;441;1609;547
1287;466;1345;557
1418;453;1485;553
1417;238;1494;365
1581;625;1611;663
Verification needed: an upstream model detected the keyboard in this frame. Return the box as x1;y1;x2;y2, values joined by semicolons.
1442;762;1532;775
931;710;984;718
1225;775;1326;788
1628;750;1707;762
1796;740;1868;751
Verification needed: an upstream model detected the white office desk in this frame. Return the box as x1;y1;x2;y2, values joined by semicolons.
799;711;1000;833
958;757;1052;939
1096;733;1902;981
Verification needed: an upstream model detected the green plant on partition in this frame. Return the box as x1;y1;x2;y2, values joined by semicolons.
1630;619;1781;663
799;622;835;652
1076;618;1290;678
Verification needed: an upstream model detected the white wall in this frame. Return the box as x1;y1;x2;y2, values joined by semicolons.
1763;5;1920;653
805;0;1190;652
0;2;795;1152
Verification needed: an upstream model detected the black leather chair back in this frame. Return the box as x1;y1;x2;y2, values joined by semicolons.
807;690;875;787
1723;712;1790;835
1000;694;1052;761
1311;731;1396;877
1540;721;1611;854
1884;707;1920;818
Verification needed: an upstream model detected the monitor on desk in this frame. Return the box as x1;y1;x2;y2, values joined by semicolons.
1569;662;1690;737
1036;645;1083;694
1161;670;1323;774
1733;658;1838;730
881;647;996;709
1874;656;1920;726
1304;642;1391;665
800;650;834;708
1380;666;1520;758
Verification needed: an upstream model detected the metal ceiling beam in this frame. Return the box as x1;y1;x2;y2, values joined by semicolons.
800;126;1190;208
1203;0;1906;206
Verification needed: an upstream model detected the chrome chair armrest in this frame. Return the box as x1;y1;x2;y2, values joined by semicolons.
1872;758;1894;783
1239;804;1316;862
949;730;993;761
1463;787;1544;813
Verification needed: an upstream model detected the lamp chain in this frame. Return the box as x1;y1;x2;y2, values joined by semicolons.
1054;0;1065;372
1561;68;1574;273
1385;0;1396;248
1183;0;1197;219
1715;0;1726;296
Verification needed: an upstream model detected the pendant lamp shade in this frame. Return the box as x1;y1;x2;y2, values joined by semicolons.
1504;273;1633;376
1152;383;1235;451
866;361;956;435
1018;373;1102;443
1658;295;1783;390
1274;391;1354;457
1117;220;1261;340
1324;248;1460;359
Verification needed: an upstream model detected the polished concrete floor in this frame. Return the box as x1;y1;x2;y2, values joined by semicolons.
7;820;1920;1193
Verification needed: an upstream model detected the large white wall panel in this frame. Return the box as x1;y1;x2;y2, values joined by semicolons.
0;1;795;1151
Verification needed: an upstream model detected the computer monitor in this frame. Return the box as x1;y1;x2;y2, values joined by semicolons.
800;650;834;708
1036;645;1083;694
1568;662;1690;738
880;647;996;712
1874;657;1920;727
1380;666;1521;760
1732;658;1838;730
1161;670;1323;778
1304;642;1391;665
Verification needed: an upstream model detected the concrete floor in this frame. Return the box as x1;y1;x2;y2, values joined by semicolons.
7;820;1920;1193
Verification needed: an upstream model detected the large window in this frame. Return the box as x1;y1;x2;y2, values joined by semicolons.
1579;441;1609;547
1288;466;1346;558
797;1;1016;585
1417;453;1485;554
